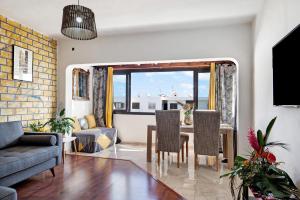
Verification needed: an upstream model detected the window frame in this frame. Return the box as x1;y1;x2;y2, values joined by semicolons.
113;67;210;115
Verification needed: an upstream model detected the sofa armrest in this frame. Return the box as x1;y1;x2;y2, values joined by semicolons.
24;132;62;164
19;135;57;146
24;132;62;146
0;186;17;200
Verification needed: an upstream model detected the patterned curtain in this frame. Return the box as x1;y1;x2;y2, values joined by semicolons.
93;67;107;127
215;64;237;128
216;64;237;155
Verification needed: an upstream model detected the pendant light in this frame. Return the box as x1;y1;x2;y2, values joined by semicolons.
61;0;97;40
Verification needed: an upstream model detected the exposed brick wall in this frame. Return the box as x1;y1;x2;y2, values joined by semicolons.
0;15;57;127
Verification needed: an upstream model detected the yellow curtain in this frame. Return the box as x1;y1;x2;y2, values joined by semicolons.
208;62;216;110
105;67;114;128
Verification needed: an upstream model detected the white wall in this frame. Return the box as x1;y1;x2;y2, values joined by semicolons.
57;23;254;153
254;0;300;184
65;65;94;118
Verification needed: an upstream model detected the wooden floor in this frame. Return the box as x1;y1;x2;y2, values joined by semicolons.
13;155;184;200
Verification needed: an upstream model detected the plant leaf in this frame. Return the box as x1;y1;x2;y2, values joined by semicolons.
59;108;65;117
257;130;264;147
64;117;75;122
265;141;289;150
235;156;247;162
220;172;233;178
265;117;277;143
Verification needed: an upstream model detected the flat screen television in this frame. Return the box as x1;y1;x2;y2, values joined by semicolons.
273;24;300;106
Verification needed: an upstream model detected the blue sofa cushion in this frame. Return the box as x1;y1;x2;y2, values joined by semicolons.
19;135;57;146
0;146;59;179
0;121;23;149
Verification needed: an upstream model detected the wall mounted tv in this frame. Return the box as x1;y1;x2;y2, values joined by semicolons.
273;24;300;106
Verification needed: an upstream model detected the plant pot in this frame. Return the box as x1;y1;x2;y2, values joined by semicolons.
184;115;193;125
249;187;276;200
64;131;72;138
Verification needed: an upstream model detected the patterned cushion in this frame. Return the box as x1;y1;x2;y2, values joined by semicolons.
85;114;96;129
96;134;112;149
78;118;88;130
72;117;81;132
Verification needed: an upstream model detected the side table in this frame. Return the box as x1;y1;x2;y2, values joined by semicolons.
62;136;77;164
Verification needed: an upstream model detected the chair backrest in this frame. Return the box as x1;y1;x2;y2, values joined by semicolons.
193;110;220;156
155;110;180;152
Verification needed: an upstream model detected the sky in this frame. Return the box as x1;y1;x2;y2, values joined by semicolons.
113;71;210;99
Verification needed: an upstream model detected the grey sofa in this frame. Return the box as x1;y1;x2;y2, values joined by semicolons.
0;121;62;199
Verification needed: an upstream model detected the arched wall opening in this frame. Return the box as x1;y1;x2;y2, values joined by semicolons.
65;57;239;152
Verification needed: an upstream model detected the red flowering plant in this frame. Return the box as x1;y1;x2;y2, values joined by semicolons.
221;117;300;200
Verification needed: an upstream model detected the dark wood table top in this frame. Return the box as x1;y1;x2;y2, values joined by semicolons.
14;156;184;200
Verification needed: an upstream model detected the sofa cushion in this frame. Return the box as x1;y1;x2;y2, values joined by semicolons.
72;117;81;132
85;114;96;129
78;118;88;130
96;134;112;149
0;121;24;149
0;146;59;179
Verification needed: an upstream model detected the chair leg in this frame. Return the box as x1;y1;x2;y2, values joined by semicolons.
157;150;160;166
50;168;55;177
181;144;184;162
194;154;198;169
162;151;165;160
186;140;188;158
177;152;180;168
216;155;219;171
168;152;170;156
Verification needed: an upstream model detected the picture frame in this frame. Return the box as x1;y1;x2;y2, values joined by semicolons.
72;68;90;101
13;45;33;82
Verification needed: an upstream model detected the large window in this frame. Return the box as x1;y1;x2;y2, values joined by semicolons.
113;75;126;110
130;71;193;112
113;69;210;113
198;72;210;109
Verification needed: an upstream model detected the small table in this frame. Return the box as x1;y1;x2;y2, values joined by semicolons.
147;124;234;169
62;136;77;163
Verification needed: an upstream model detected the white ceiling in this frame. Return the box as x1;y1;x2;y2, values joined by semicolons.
0;0;263;39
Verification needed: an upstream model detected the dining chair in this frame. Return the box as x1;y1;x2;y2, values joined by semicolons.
193;110;220;171
155;110;189;168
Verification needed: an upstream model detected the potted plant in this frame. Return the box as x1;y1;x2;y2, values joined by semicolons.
45;108;74;137
181;103;194;125
29;121;48;132
221;117;300;200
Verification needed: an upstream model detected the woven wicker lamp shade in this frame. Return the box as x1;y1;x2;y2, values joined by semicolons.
61;4;97;40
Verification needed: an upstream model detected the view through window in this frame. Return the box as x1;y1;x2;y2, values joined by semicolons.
131;71;194;112
198;72;210;109
113;75;126;110
113;70;210;113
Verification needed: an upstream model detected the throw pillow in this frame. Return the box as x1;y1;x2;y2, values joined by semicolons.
78;118;88;130
85;114;96;129
72;117;81;132
96;134;112;149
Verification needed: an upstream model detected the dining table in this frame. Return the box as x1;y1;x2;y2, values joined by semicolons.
146;124;234;169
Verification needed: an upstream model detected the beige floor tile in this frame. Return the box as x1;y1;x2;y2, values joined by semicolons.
68;144;232;200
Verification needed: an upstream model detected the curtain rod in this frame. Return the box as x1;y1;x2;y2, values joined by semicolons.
93;60;235;70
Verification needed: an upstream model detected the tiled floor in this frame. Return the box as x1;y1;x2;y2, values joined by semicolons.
68;144;232;200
